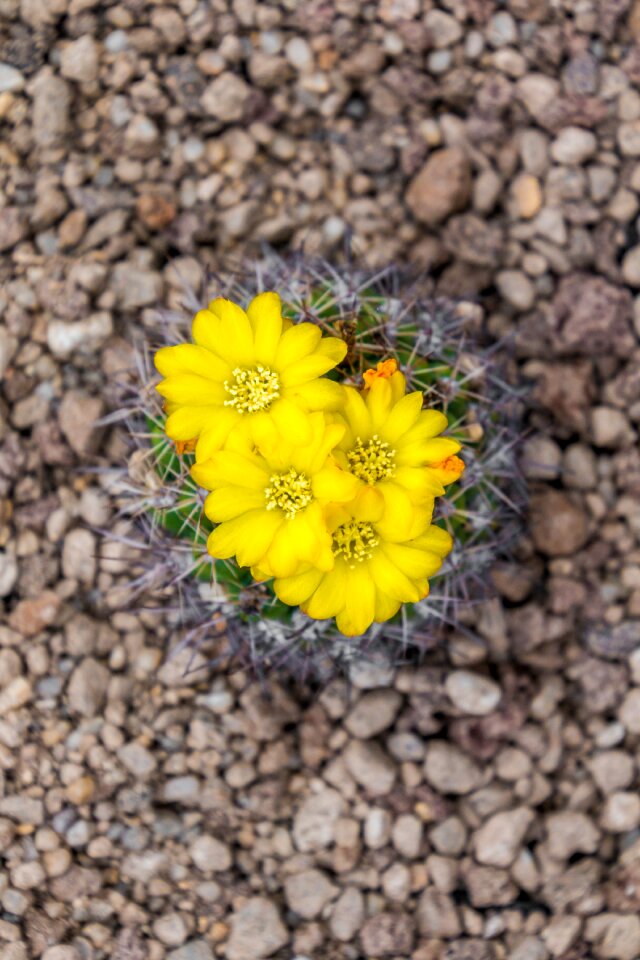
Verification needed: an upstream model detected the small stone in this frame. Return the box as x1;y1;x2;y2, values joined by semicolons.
293;789;344;852
136;194;177;231
62;528;96;585
364;808;392;849
619;689;640;733
496;269;535;311
344;689;402;737
474;808;534;867
12;861;45;890
545;811;600;860
153;914;188;948
487;11;517;46
593;915;640;960
542;916;582;957
60;36;99;84
424;9;462;46
563;443;598;489
33;70;71;148
189;835;232;872
623;245;640;287
8;591;60;637
226;897;288;960
67;657;109;717
360;912;414;957
550;274;634;358
550;127;597;164
47;312;113;358
589;751;634;794
529;491;588;557
619;120;640;156
512;173;542;218
42;949;81;960
284;868;336;919
58;390;104;457
592;407;634;447
330;887;364;942
343;740;397;796
424;741;482;795
445;671;502;716
201;73;251;123
601;792;640;832
0;208;29;252
66;776;95;805
511;936;549;960
0;677;32;716
118;742;157;779
0;64;25;93
0;552;18;597
112;263;163;310
167;942;213;960
406;148;472;226
417;888;461;938
392;814;423;858
0;796;44;825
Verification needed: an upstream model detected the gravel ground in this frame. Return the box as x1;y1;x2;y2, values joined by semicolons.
2;1;640;959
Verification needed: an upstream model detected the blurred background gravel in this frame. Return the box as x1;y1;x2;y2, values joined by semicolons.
2;1;640;958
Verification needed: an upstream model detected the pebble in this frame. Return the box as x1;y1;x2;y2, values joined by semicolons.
153;914;188;948
591;407;634;448
0;678;32;716
58;390;104;456
344;689;402;737
330;887;364;941
619;689;640;733
293;789;345;852
0;64;25;93
47;312;113;358
226;897;288;960
343;740;397;796
445;670;502;716
33;70;71;148
545;811;600;860
62;528;96;585
496;269;535;311
284;868;336;919
417;888;461;937
529;491;588;557
424;741;482;795
167;943;213;960
60;36;99;84
0;552;18;598
360;912;414;957
66;658;109;717
406;148;472;226
550;127;597;164
189;835;232;872
201;73;251;123
392;814;423;858
601;792;640;832
118;742;157;779
512;173;542;218
8;592;60;637
0;208;28;253
474;808;534;867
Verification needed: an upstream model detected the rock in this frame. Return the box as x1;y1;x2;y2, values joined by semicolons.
330;887;364;941
58;390;104;456
42;949;81;960
512;173;542;218
47;312;113;358
545;811;600;860
592;407;634;448
424;740;482;794
125;116;160;157
343;740;397;796
549;274;634;358
293;789;345;852
529;490;588;557
0;795;44;825
8;591;60;637
542;916;581;956
591;915;640;960
417;889;461;937
424;9;462;46
619;120;640;156
0;63;25;93
112;263;163;310
189;835;232;872
563;443;597;489
348;654;395;689
0;552;18;597
619;689;640;733
463;864;518;907
344;689;402;737
154;914;188;948
496;269;535;311
589;751;634;794
0;208;29;252
225;897;288;960
445;671;502;716
284;868;336;918
392;814;423;858
522;434;561;480
201;72;251;123
550;126;597;163
443;214;504;267
167;943;213;960
60;36;99;84
474;808;534;867
511;937;549;960
118;742;157;779
517;73;559;119
360;912;414;957
67;657;109;717
66;776;95;805
33;70;71;148
364;808;392;849
0;677;32;716
62;528;96;584
601;792;640;832
406;148;472;226
136;193;177;230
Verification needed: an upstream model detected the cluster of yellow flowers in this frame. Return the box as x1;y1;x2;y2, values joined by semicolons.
154;292;465;637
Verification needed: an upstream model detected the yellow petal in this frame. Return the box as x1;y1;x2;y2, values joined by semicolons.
369;550;421;602
365;378;393;428
247;292;283;364
165;406;212;441
374;591;402;624
394;466;446;499
335;564;376;636
154;343;230;381
342;386;370;439
264;521;310;578
270;397;313;445
290;378;345;411
274;567;323;606
382;542;444;580
281;353;344;387
349;485;385;522
208;298;254;365
191;451;270;490
398;409;449;445
203;487;266;522
411;524;453;558
304;566;347;620
275;322;322;367
379;482;414;536
235;511;283;567
396;437;461;466
192;309;222;352
312;465;361;503
384;391;424;442
194;410;238;461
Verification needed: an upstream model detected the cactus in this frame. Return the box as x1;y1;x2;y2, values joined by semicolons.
108;254;525;677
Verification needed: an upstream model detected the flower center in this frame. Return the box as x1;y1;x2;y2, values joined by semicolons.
347;435;396;484
332;520;379;567
265;468;313;519
224;365;280;414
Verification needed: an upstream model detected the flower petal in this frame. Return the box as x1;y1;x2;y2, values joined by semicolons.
290;378;345;411
208;297;254;365
274;567;323;606
312;465;361;503
396;437;461;466
384;391;424;442
335;564;376;636
194;409;238;461
383;542;444;580
342;386;370;439
155;343;230;381
410;524;453;558
364;378;393;429
397;409;449;446
374;591;401;624
156;375;226;405
192;309;222;352
369;550;421;602
275;322;322;367
270;397;313;445
192;451;270;490
304;565;347;620
203;487;266;522
247;292;283;364
165;406;212;441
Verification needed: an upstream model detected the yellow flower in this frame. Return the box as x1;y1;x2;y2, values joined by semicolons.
155;292;347;463
273;494;453;636
333;360;464;534
190;413;360;578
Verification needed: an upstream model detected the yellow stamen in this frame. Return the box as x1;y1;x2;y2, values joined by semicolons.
363;358;398;388
348;435;395;484
224;365;280;413
265;468;312;519
332;520;379;567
